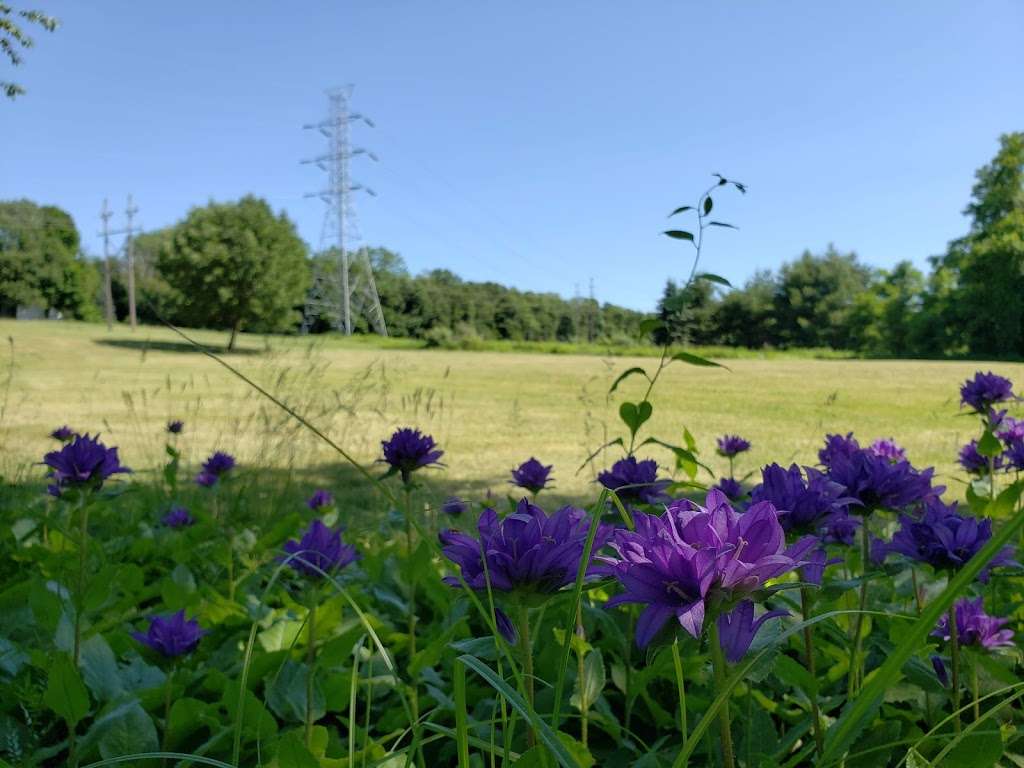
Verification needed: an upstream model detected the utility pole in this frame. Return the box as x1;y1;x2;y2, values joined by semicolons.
588;277;596;342
99;200;115;330
301;86;387;336
124;195;139;330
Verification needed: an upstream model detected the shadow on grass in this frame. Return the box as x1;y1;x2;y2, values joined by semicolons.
94;338;266;356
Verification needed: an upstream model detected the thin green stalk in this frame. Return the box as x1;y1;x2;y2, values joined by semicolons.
73;496;90;668
454;659;471;768
972;658;980;721
709;621;735;768
575;605;589;747
800;588;824;760
949;605;961;734
305;586;318;748
518;603;536;748
671;636;687;752
349;637;362;767
847;518;872;695
910;568;922;615
162;666;175;767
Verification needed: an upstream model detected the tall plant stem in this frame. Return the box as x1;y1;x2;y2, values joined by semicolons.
671;636;688;753
709;621;735;768
162;665;175;766
911;568;923;615
949;605;962;734
305;587;318;748
847;518;872;695
575;605;589;747
518;603;536;749
73;497;90;668
401;485;425;768
972;658;980;721
800;588;824;760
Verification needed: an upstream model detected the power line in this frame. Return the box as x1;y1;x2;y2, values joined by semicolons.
301;86;387;336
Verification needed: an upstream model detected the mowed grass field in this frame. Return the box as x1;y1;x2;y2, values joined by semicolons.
2;320;1022;510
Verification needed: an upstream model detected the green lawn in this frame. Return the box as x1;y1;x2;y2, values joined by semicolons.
2;320;1021;510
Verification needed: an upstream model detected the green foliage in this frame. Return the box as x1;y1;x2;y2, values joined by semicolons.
157;196;310;349
0;4;59;99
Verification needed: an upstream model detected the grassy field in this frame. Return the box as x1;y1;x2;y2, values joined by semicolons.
2;320;1022;510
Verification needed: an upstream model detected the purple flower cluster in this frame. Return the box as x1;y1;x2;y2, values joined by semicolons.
195;451;235;488
603;490;814;657
869;438;906;463
818;433;860;469
960;371;1015;414
162;506;194;529
826;448;937;512
958;440;1001;475
381;427;444;484
889;499;1017;578
50;425;76;442
819;511;861;546
712;476;745;501
306;489;334;510
43;433;131;497
716;435;751;458
750;463;853;535
282;519;358;579
933;597;1014;650
510;457;553;495
132;610;206;657
442;496;468;516
597;456;670;506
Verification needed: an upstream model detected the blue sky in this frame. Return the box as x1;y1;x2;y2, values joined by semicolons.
3;1;1022;310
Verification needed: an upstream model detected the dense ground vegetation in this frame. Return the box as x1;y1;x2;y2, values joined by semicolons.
1;133;1023;357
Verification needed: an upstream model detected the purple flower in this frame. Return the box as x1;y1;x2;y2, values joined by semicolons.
162;506;194;529
826;449;938;512
997;415;1024;444
603;490;815;648
50;425;75;442
889;499;1017;579
933;597;1015;650
960;371;1015;414
195;451;235;487
717;601;789;663
1004;438;1024;472
713;476;745;501
43;434;131;496
958;440;1001;475
716;435;751;458
818;433;861;470
442;496;468;516
166;420;184;435
869;536;889;566
510;457;553;495
597;456;671;506
869;438;906;463
799;546;843;586
306;489;334;510
282;519;358;579
132;610;206;657
931;655;949;687
440;499;611;596
381;427;444;484
750;463;854;535
819;510;861;546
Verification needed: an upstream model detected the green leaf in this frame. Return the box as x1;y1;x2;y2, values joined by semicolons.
703;197;713;215
668;205;693;216
410;618;466;677
44;653;89;726
94;701;159;760
274;730;320;768
266;660;325;724
670;351;729;370
663;230;694;241
515;734;595;767
942;729;1004;768
577;437;624;472
571;649;606;712
619;401;653;436
707;221;738;229
977;429;1003;458
80;634;125;702
608;366;649;395
681;427;698;453
821;481;1024;764
904;748;930;768
694;272;731;287
458;653;582;768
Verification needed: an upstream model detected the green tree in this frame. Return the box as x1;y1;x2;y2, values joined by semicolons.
1;4;58;99
0;199;97;318
773;246;873;349
157;196;309;350
946;133;1024;357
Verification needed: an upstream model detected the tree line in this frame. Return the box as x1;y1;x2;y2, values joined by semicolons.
1;132;1022;356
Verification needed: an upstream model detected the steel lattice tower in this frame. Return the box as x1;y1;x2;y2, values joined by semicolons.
301;86;387;336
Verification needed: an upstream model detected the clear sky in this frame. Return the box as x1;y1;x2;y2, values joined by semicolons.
3;1;1022;311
